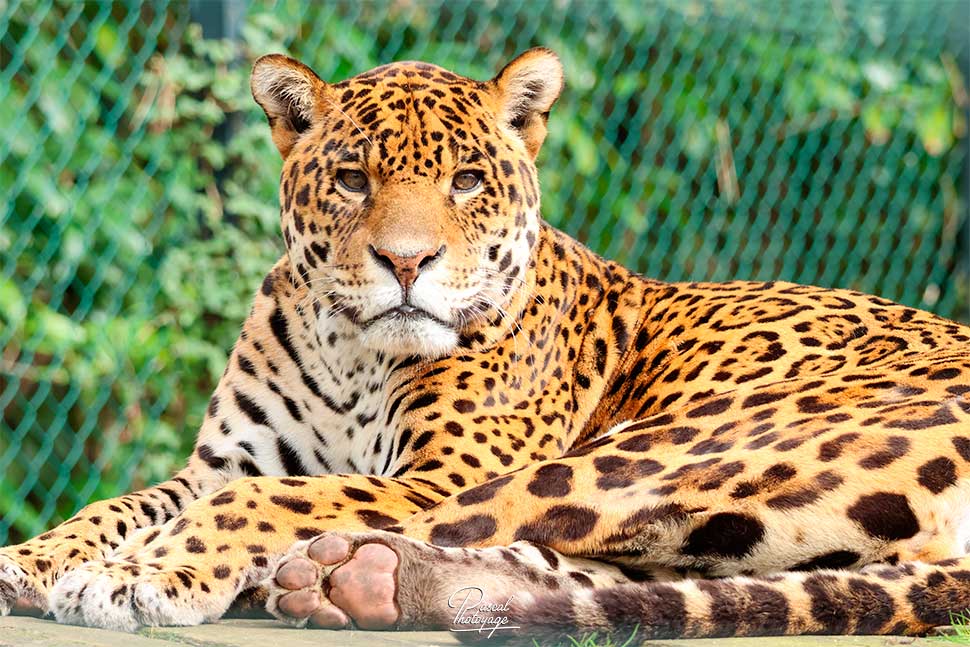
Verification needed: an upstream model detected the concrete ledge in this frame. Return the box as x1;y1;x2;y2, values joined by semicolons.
0;616;944;647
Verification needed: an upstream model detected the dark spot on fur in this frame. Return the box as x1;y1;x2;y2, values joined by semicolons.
357;510;398;529
917;456;957;493
526;463;573;497
269;495;314;515
513;505;599;544
429;514;498;547
683;513;765;559
210;491;236;506
455;475;514;505
185;536;206;554
214;514;248;531
847;492;919;540
341;486;377;503
792;550;861;571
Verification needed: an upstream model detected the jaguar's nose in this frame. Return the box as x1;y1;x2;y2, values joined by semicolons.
369;245;446;294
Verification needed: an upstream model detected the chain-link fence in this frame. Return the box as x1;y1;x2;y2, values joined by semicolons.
1;0;968;545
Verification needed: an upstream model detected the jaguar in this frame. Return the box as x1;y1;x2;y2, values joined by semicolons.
1;48;968;644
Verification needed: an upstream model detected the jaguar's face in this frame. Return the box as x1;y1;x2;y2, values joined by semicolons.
252;49;563;357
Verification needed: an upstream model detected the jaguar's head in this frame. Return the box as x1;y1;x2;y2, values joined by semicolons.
251;49;563;358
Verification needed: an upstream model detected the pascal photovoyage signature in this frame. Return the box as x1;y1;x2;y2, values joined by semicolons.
448;586;520;637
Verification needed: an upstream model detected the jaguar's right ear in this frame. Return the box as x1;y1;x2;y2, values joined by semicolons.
251;54;330;158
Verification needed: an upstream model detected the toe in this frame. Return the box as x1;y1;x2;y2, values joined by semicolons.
275;558;318;590
277;590;321;619
13;597;45;617
353;543;398;570
309;603;350;629
308;535;351;565
0;560;30;616
0;583;15;616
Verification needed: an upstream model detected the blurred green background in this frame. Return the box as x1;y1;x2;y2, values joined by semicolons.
1;0;968;544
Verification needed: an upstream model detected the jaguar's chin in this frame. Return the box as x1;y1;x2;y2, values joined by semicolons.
357;314;459;358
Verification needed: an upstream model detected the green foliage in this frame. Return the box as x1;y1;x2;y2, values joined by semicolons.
0;0;967;543
534;625;640;647
942;609;970;644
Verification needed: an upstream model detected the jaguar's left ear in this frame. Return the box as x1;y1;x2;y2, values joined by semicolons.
491;47;564;159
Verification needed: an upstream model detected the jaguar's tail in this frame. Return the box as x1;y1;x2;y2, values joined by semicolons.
462;556;970;645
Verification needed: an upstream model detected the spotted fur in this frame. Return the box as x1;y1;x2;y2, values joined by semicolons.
1;49;968;639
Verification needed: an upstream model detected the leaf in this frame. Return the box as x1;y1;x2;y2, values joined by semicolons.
565;119;600;175
860;102;897;145
862;60;903;92
94;22;122;67
811;72;856;113
915;102;953;156
0;278;27;330
32;306;87;352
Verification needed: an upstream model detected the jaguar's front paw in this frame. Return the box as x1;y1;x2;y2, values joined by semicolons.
0;550;49;616
51;561;200;631
52;562;137;631
51;558;235;631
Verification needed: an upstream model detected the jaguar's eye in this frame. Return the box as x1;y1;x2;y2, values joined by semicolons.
452;170;483;193
337;169;368;192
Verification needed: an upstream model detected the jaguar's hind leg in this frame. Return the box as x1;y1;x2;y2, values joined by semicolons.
267;531;633;631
